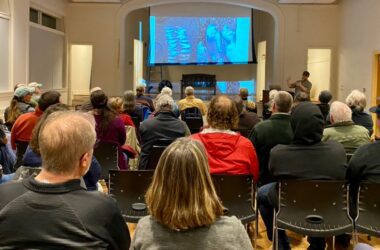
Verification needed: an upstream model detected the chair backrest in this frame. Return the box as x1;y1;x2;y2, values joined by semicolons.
356;182;380;237
276;180;353;237
346;153;354;163
211;174;256;224
180;107;202;119
131;116;140;129
146;139;173;170
109;170;154;223
235;128;251;138
93;141;119;179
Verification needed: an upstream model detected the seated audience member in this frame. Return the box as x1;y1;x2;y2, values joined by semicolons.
346;89;373;135
262;89;278;120
239;87;256;112
136;84;155;112
154;87;180;118
317;90;333;122
23;103;101;191
258;102;346;250
131;138;252;249
138;94;190;170
346;104;380;219
4;86;35;131
108;97;135;127
78;87;102;112
0;111;130;248
91;90;127;169
249;91;293;186
322;101;370;153
0;127;15;175
191;95;259;181
178;86;207;116
123;90;144;124
28;82;43;107
234;96;260;134
11;91;61;170
291;91;310;112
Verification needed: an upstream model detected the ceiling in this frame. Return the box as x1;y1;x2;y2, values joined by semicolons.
70;0;338;4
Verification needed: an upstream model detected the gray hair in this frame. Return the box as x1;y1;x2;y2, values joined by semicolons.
123;90;136;113
39;111;96;174
330;101;352;124
185;86;194;96
155;94;174;112
273;91;293;113
346;89;367;112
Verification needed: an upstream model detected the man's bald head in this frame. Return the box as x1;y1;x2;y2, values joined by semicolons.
207;95;239;130
39;111;96;174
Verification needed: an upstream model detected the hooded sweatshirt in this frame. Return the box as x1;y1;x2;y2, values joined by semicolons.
191;130;259;182
269;102;346;181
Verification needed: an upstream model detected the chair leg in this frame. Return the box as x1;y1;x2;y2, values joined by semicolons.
273;210;278;250
254;218;258;249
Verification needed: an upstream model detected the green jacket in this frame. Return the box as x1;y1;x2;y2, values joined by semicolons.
249;113;293;185
322;121;371;153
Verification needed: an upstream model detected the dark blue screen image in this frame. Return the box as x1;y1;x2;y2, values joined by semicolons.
150;16;251;65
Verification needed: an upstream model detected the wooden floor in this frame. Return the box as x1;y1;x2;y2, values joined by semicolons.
127;216;380;249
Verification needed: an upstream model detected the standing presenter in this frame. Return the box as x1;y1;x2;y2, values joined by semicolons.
287;71;312;98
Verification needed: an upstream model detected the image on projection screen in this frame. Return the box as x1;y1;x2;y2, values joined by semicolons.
149;16;252;65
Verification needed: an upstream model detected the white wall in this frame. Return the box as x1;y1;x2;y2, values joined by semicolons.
279;5;339;97
338;0;380;106
66;3;121;96
0;0;68;109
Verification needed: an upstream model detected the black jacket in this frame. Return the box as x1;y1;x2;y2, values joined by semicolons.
139;112;189;169
268;103;347;202
0;177;130;249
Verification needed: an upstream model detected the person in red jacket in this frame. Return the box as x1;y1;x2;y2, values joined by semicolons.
11;91;61;170
191;95;259;182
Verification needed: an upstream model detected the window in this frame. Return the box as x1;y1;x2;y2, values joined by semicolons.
29;8;62;31
29;8;38;23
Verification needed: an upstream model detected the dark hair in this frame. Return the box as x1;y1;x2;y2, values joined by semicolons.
302;71;310;77
318;90;332;104
207;95;239;130
158;80;172;92
90;90;117;135
30;103;70;155
38;91;61;111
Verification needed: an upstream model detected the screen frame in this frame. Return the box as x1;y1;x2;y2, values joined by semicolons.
147;7;257;66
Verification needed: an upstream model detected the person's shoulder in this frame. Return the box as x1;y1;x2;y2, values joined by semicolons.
212;216;244;232
0;181;27;207
76;190;120;211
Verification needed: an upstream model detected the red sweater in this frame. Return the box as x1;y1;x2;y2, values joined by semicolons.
191;132;259;183
11;107;43;150
119;114;135;127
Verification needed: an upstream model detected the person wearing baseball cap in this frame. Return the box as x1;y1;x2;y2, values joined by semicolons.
28;82;43;107
4;86;35;131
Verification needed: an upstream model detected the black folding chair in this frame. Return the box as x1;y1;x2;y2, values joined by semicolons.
211;174;257;247
181;107;203;134
235;128;252;138
274;180;354;250
355;182;380;237
146;139;173;170
346;153;354;163
109;170;154;223
93;141;119;180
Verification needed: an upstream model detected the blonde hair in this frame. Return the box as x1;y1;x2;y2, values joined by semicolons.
346;89;367;112
160;87;172;96
146;138;224;230
185;86;194;96
155;94;174;112
108;97;123;113
39;111;96;174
